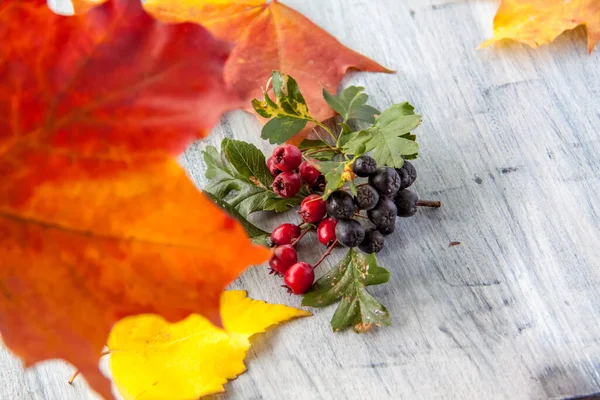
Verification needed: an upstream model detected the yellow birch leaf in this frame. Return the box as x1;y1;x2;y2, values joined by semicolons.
481;0;600;53
108;290;310;399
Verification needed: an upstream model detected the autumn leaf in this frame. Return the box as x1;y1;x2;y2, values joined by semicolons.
140;0;392;138
108;290;310;399
0;1;269;399
482;0;600;52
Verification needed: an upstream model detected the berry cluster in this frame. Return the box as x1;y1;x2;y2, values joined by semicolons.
331;155;439;254
266;145;440;295
267;144;323;197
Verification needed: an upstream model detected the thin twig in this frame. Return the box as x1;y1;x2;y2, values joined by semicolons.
417;200;442;208
292;227;312;247
314;240;338;268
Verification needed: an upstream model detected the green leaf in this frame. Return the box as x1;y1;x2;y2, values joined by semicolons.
323;163;346;198
264;196;305;213
374;102;422;134
348;180;358;196
302;249;391;332
203;139;302;216
252;71;313;144
323;86;380;123
340;130;372;154
203;192;270;246
261;116;308;144
316;161;345;175
224;138;273;189
364;127;420;168
340;102;422;168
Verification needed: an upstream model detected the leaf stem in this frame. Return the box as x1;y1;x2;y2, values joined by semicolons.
68;351;110;385
303;148;339;157
314;240;338;268
301;145;332;152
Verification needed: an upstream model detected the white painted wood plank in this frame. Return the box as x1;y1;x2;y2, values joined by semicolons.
3;0;600;399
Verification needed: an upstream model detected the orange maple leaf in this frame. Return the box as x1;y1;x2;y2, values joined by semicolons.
139;0;392;138
0;1;269;399
482;0;600;53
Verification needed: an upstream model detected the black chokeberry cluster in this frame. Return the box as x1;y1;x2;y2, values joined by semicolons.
326;155;439;254
265;145;440;295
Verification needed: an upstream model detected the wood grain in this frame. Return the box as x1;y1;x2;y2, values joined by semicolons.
4;0;600;398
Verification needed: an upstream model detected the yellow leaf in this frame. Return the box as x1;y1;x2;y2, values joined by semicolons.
481;0;600;52
108;291;310;399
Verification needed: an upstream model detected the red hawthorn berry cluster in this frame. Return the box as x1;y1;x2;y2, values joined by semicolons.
266;144;336;295
268;144;322;197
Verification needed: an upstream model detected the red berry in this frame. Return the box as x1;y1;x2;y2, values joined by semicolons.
267;156;282;177
299;161;321;185
299;194;327;224
271;223;301;246
269;245;298;275
317;218;338;246
273;172;302;198
272;144;302;172
284;262;315;294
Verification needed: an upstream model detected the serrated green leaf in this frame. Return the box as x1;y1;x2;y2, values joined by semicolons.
340;102;422;167
253;71;313;144
204;192;270;246
203;139;302;216
374;102;422;134
224;138;273;188
260;116;308;145
272;71;308;115
323;163;346;198
302;249;391;332
323;86;380;123
364;127;420;168
340;130;372;154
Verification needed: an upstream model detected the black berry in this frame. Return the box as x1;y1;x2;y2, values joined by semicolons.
352;155;377;177
326;190;355;220
311;175;326;192
396;161;417;190
377;223;396;236
359;229;385;254
284;262;315;294
273;172;302;198
317;217;337;246
272;144;302;172
355;185;379;211
369;167;401;197
270;223;300;246
367;198;398;228
394;189;419;217
335;219;366;248
299;194;327;224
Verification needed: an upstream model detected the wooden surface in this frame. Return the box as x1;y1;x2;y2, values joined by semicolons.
3;0;600;399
